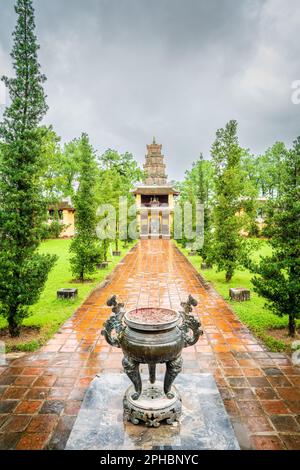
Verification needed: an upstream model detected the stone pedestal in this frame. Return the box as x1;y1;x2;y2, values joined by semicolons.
97;262;109;269
57;288;78;300
201;263;212;270
124;381;181;427
229;288;250;302
66;373;240;451
112;251;121;257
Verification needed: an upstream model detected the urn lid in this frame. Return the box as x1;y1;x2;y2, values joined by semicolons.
124;307;180;331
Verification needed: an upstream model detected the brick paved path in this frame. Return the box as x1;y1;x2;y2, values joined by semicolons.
0;240;299;450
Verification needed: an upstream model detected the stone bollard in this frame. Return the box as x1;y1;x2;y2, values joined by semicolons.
97;262;109;269
201;263;212;270
188;251;197;257
57;288;78;300
229;288;250;302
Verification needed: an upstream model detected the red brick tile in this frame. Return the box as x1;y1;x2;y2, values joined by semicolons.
2;367;24;376
261;400;292;415
40;400;65;415
237;400;264;416
223;367;244;377
14;400;43;415
224;400;239;416
21;368;43;376
1;415;31;432
284;400;300;413
0;414;9;428
243;368;263;377
63;401;81;416
280;434;300;450
233;388;256;400
33;375;57;387
68;388;87;401
48;387;71;400
0;400;18;414
0;432;22;450
227;377;249;388
16;433;50;450
3;387;27;399
0;386;8;398
237;359;257;367
25;388;50;400
54;377;77;387
251;435;285;450
77;377;93;388
289;376;300;387
254;387;278;400
276;387;300;402
248;377;270;388
13;376;36;387
244;416;274;433
27;414;58;434
270;415;299;432
268;376;292;387
281;367;300;376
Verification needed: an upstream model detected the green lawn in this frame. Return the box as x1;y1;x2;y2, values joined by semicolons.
0;239;136;351
176;240;297;352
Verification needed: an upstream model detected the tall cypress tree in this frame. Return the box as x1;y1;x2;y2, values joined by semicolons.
210;120;248;282
250;138;300;337
70;134;102;282
196;154;213;262
0;0;57;337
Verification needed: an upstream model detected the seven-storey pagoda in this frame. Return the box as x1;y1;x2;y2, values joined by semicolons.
132;138;179;239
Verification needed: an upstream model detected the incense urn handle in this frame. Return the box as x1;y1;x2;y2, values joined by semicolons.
101;295;125;348
180;295;203;347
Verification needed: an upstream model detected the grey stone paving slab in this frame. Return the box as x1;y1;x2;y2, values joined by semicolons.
66;373;240;450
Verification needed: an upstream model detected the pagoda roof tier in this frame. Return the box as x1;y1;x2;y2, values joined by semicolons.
132;185;180;196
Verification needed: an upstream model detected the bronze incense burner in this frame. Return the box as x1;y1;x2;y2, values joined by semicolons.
101;295;203;427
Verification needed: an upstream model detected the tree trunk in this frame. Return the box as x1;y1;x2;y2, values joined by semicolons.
288;315;296;337
226;270;233;282
8;314;21;338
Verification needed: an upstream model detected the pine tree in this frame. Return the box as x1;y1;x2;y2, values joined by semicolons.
178;156;214;250
70;134;102;281
210;120;248;282
195;154;213;262
250;138;300;336
0;0;57;337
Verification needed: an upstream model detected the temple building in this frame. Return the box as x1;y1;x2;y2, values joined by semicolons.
132;139;179;239
48;199;75;238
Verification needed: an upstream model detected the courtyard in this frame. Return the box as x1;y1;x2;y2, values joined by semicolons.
0;240;299;450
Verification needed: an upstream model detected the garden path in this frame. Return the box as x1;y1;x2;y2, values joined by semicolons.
0;240;299;450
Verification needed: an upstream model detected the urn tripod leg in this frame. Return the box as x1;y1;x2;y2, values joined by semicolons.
122;355;142;400
148;363;156;384
164;356;183;398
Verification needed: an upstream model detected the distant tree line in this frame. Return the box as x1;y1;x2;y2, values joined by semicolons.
178;121;299;336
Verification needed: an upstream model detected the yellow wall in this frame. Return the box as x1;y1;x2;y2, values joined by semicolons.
168;194;174;210
61;210;75;238
135;194;141;209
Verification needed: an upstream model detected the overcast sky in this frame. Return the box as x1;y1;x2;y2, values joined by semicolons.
0;0;299;180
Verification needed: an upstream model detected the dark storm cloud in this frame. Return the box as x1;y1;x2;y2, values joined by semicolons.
0;0;299;180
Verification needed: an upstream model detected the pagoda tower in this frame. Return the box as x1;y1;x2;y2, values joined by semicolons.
144;137;168;185
132;138;179;239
